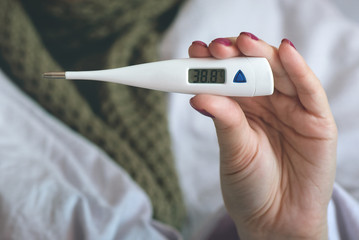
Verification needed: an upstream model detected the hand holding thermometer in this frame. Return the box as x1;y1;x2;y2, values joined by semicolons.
43;57;274;97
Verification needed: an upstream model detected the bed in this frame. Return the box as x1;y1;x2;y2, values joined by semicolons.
1;0;359;239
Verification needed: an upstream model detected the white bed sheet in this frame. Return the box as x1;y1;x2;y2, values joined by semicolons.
0;69;180;240
1;0;359;239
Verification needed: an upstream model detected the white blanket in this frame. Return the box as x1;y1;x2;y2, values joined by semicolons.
0;69;180;239
1;0;359;239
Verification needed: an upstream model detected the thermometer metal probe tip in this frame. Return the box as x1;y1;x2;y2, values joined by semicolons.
42;72;65;79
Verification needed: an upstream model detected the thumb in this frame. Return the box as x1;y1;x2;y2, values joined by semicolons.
190;95;257;168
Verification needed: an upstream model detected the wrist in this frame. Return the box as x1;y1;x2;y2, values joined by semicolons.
234;217;328;240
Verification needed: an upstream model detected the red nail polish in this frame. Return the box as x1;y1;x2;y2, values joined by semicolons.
190;98;215;118
212;38;232;46
192;41;208;47
281;38;296;49
196;109;215;118
240;32;259;41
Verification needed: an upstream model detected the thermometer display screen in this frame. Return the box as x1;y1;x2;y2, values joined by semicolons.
188;69;225;84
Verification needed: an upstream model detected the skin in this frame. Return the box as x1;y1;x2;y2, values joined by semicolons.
188;33;337;239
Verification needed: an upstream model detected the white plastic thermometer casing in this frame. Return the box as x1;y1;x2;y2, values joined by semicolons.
65;57;274;97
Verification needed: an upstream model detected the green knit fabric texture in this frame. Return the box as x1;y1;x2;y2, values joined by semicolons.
0;0;185;229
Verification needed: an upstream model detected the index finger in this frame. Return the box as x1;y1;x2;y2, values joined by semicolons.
189;37;241;59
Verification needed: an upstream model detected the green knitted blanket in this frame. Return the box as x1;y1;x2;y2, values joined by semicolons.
0;0;185;229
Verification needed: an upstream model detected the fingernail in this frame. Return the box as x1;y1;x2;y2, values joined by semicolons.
190;99;215;118
240;32;259;41
212;38;232;46
192;40;208;47
196;109;215;118
281;38;296;49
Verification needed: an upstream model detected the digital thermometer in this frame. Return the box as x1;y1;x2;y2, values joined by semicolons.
43;57;274;97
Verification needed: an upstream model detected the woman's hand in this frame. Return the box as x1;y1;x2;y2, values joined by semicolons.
189;33;337;239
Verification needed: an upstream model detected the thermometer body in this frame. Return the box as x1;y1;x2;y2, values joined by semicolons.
49;57;274;97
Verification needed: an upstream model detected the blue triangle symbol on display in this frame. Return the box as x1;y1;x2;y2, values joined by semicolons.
233;70;246;83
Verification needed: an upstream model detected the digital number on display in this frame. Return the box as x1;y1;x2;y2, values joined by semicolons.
188;69;225;84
